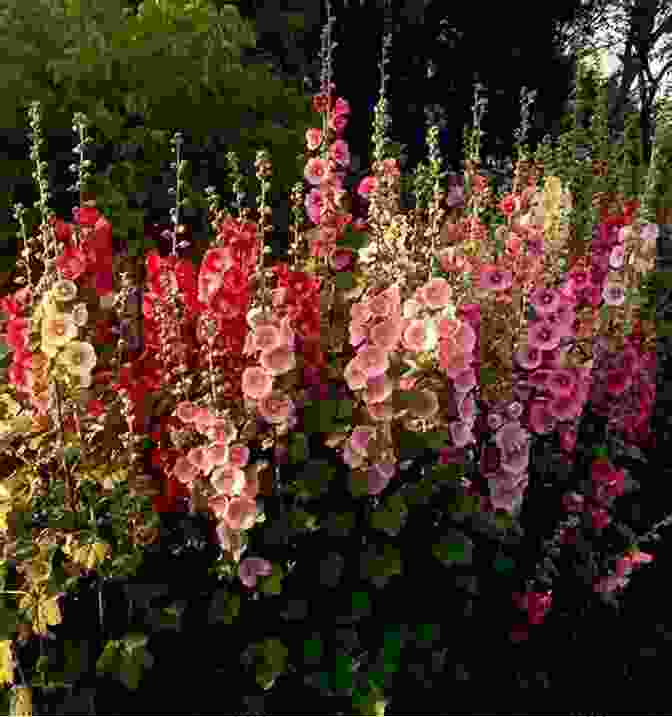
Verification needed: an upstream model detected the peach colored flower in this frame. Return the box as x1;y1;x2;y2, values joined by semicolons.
437;316;460;339
260;346;295;376
208;495;229;518
194;407;216;434
351;301;372;324
241;366;273;400
240;472;259;500
344;357;369;391
369;315;403;351
173;455;200;484
356;345;389;378
419;278;452;309
305;127;323;151
257;391;294;424
402;299;422;319
176;401;199;423
349;319;368;348
364;373;394;405
223;496;258;531
211;464;246;496
208;444;229;467
187;446;214;475
253;323;282;353
402;319;437;353
367;400;394;421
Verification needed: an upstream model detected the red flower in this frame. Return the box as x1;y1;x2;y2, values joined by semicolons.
73;206;102;226
56;245;87;280
86;399;106;418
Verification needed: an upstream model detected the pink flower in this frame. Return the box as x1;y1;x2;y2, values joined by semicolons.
547;369;576;397
367;463;394;495
528;400;557;435
194;407;216;434
527;320;562;351
514;344;542;370
257;392;294;424
449;420;475;448
304;156;328;186
369;316;403;351
558;426;578;453
479;264;513;292
306;188;322;224
561;491;584;512
458;393;477;422
364;373;394;404
453;368;477;394
349;320;368;348
241;366;273;400
419;278;452;309
260;345;296;375
202;247;233;274
343;442;365;468
329;113;348;134
547;391;583;422
305;127;323;151
590;507;611;530
606;368;631;396
529;286;560;316
209;495;229;518
609;244;625;269
350;426;375;457
333;97;351;116
330;139;351;169
357;176;378;198
496;423;530;474
239;557;273;588
594;575;628;594
602;283;626;306
357;345;389;378
329;247;355;271
344;356;369;390
489;476;528;514
440;347;472;378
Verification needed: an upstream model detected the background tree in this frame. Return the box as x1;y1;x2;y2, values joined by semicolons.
0;0;316;270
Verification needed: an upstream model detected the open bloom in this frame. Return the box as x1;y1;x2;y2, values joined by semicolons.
403;319;437;353
42;313;78;356
241;366;273;400
419;278;452;309
260;346;295;376
58;340;97;376
211;464;246;496
479;264;513;292
527;320;562;351
223;496;258;531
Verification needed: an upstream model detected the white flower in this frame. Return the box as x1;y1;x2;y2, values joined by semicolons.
72;303;88;327
51;280;78;303
58;341;97;375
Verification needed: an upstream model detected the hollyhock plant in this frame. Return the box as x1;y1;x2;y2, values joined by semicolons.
479;264;513;292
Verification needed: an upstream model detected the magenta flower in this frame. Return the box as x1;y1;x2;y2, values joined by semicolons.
529;286;560;316
514;344;543;370
528;400;557;435
357;176;378;198
479;264;513;292
547;369;576;397
602;283;626;306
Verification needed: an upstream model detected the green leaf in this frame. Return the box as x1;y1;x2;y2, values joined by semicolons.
259;564;284;596
288;432;309;464
122;632;148;653
208;589;240;625
96;640;122;676
337;226;369;250
480;366;498;386
432;530;474;567
118;651;144;691
334;271;357;291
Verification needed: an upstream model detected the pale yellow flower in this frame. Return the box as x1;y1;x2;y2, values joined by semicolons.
72;303;88;327
41;313;78;357
58;340;97;375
